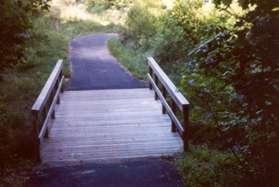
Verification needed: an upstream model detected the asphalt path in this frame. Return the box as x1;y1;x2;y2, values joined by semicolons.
25;158;183;187
69;33;145;90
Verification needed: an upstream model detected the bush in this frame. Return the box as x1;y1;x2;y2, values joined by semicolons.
183;0;279;185
87;0;132;11
177;146;241;187
125;5;157;48
0;0;49;72
122;0;279;186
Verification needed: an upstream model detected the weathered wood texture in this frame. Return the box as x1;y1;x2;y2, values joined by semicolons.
147;57;190;150
41;89;183;164
31;60;64;161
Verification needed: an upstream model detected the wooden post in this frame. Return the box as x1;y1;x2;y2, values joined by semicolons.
149;67;153;90
57;95;60;104
182;105;189;151
60;74;64;93
32;111;41;162
154;76;159;100
171;100;177;132
162;87;166;114
51;110;56;119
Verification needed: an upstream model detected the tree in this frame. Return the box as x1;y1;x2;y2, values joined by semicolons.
192;0;279;185
0;0;49;72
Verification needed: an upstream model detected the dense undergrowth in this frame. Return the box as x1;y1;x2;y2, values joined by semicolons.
0;0;125;184
109;0;279;186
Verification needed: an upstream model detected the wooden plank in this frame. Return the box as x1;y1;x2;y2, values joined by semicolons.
58;98;157;104
42;133;180;145
48;129;176;138
147;57;189;111
42;139;182;151
62;89;153;100
62;90;153;101
50;121;170;131
55;108;162;116
42;145;182;157
63;88;151;95
47;116;170;127
55;100;161;111
42;136;180;146
42;144;182;156
48;126;174;139
54;111;165;118
42;149;181;163
32;60;63;112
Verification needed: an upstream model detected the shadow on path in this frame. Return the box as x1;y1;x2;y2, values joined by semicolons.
25;158;183;187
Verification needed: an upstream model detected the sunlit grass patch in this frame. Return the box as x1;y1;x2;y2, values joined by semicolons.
108;38;148;80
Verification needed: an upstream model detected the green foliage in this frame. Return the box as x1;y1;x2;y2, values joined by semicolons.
121;0;279;186
0;15;69;171
87;0;132;11
0;2;125;171
125;5;157;48
108;38;147;80
0;0;50;71
177;146;241;187
185;0;279;185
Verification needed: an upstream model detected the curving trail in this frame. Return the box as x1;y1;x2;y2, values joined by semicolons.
69;33;145;90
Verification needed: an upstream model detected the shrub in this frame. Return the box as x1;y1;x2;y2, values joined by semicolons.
0;0;50;72
183;0;279;184
177;146;241;187
122;0;279;185
87;0;132;11
125;5;157;48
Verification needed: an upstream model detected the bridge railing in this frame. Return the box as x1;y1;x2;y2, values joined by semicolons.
147;57;190;151
31;59;64;161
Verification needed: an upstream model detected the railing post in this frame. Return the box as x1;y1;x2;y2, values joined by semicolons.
148;67;153;90
154;76;159;100
42;107;49;139
57;95;60;104
57;77;62;104
162;87;166;114
171;100;177;132
60;72;64;93
182;105;189;151
32;111;41;162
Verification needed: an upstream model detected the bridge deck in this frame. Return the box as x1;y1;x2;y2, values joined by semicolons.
41;88;183;164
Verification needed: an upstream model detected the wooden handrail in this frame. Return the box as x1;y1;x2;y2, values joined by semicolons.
32;60;63;111
147;57;190;151
31;59;64;161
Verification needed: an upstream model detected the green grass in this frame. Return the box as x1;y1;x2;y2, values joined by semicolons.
108;38;148;80
176;146;242;187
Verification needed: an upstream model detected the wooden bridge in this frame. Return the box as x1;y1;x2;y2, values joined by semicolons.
31;57;189;164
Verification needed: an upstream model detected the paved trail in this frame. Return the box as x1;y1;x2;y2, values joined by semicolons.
69;33;145;90
25;34;182;187
25;159;182;187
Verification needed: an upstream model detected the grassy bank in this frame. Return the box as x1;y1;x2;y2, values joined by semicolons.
108;38;147;80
